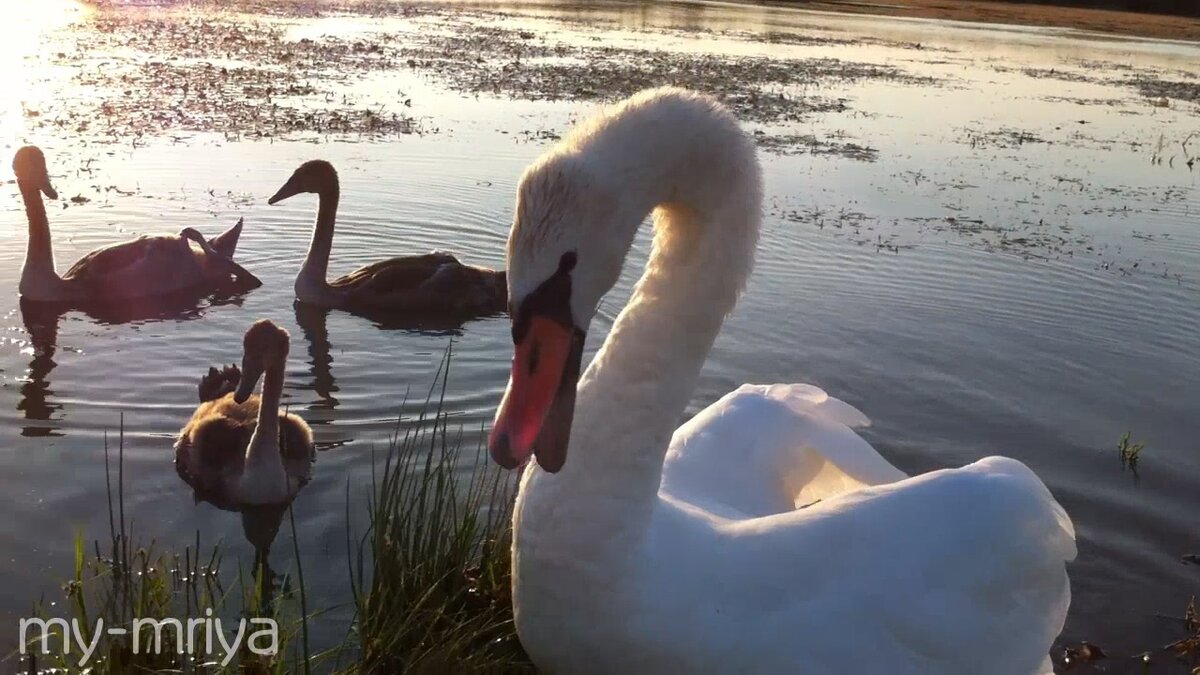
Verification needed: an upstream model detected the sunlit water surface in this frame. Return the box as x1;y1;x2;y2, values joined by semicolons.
1;0;1198;669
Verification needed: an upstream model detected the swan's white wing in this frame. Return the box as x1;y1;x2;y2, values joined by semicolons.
649;456;1074;674
661;383;907;518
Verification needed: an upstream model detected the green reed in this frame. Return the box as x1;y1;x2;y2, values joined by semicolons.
345;344;530;673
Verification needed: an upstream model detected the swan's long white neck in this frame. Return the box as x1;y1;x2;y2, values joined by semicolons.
569;206;757;505
517;92;761;556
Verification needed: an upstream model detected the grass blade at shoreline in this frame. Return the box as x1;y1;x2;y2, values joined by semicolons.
349;346;530;673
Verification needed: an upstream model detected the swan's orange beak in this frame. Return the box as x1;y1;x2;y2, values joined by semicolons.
489;316;584;473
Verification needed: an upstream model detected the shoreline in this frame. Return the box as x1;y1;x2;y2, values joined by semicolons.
766;0;1200;42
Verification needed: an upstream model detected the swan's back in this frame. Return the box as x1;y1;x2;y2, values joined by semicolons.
661;384;907;518
648;385;1074;674
327;251;505;313
717;456;1074;675
63;234;194;282
175;396;256;506
328;251;460;290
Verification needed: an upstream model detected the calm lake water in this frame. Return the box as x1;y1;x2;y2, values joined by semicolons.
2;0;1198;670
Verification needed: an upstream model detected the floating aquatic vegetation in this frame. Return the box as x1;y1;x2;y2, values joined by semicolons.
1012;61;1200;106
17;2;942;159
777;207;913;253
1041;95;1128;107
1061;640;1107;668
1061;598;1200;671
388;14;938;145
753;132;879;161
963;127;1050;149
1133;598;1200;672
1124;75;1200;103
478;5;955;54
1020;67;1102;84
21;10;427;143
1117;431;1146;471
776;198;1187;284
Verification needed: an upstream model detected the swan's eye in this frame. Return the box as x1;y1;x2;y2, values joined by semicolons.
510;249;578;345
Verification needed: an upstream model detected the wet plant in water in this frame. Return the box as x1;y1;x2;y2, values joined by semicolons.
1118;431;1147;470
1131;597;1200;673
1060;640;1107;668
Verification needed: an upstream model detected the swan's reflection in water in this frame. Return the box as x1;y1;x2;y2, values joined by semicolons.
294;299;500;354
291;299;498;442
170;498;297;601
16;287;253;437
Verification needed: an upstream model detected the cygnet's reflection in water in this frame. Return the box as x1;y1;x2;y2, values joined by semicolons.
18;301;62;436
239;503;289;594
292;302;340;411
17;285;256;437
185;470;306;596
174;320;316;591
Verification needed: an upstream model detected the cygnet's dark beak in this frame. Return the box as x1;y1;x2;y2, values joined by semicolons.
268;176;302;205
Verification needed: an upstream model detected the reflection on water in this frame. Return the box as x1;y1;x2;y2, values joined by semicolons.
291;299;493;451
294;302;340;411
16;289;255;437
184;489;295;599
0;0;1196;665
17;302;61;437
0;1;87;148
357;305;504;335
242;503;288;597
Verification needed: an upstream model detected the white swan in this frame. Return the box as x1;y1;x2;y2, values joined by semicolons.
488;88;1076;674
